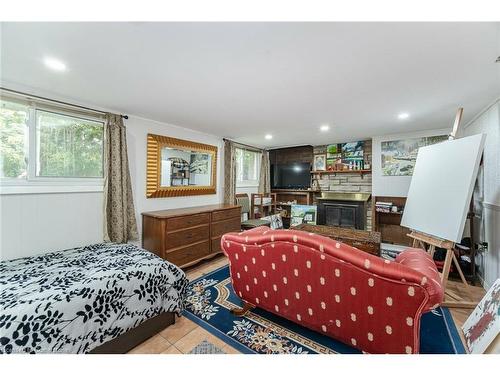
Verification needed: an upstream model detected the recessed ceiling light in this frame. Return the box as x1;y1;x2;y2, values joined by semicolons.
43;57;67;72
320;124;330;132
397;112;410;120
265;134;273;140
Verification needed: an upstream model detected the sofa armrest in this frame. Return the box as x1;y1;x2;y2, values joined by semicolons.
395;248;444;309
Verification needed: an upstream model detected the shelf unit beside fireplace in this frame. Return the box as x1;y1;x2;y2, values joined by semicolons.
373;196;411;246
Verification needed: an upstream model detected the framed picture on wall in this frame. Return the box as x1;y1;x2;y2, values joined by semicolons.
381;135;447;176
313;154;326;171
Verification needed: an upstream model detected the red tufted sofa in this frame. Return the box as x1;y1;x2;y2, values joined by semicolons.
221;226;444;354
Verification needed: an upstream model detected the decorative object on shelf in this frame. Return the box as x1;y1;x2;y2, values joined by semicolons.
311;178;320;191
146;133;217;198
375;200;395;213
381;135;447;176
290;204;317;226
462;278;499;353
313;154;326;171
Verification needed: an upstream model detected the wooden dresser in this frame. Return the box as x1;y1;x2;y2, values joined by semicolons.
141;204;241;268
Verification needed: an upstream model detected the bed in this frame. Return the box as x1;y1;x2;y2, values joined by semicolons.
0;243;187;354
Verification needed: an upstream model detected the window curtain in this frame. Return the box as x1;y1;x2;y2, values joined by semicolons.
223;140;237;204
103;114;138;243
259;150;271;194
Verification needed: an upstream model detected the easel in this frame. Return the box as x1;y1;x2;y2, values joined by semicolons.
406;108;477;309
408;231;476;308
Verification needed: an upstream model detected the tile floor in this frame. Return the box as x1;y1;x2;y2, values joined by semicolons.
128;254;487;354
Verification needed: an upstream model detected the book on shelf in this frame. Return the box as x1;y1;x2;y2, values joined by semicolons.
375;201;393;207
375;208;392;213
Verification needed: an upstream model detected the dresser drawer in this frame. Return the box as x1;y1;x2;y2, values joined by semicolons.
166;224;209;249
165;241;211;267
211;217;241;238
167;213;210;231
212;207;240;222
211;237;223;254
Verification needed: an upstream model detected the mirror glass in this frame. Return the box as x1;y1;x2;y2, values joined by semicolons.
160;147;213;187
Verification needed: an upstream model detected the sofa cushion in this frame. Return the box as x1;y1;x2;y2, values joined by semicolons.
395;248;444;309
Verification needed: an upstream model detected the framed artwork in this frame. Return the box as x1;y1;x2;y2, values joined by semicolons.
313;154;326;171
290;205;317;227
326;144;341;171
341;141;364;159
381;135;447;176
462;278;500;353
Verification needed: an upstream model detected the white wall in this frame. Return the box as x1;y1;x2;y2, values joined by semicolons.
0;110;224;260
236;186;259;196
461;99;500;288
372;127;450;197
0;192;103;260
126;115;224;240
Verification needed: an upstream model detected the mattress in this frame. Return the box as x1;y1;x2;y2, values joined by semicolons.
0;243;187;354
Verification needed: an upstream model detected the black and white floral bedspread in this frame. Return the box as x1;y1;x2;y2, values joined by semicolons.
0;243;187;354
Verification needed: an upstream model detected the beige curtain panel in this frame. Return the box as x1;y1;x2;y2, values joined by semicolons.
259;150;271;194
223;140;237;204
103;114;138;243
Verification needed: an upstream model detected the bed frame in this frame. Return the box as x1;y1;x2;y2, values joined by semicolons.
89;312;176;354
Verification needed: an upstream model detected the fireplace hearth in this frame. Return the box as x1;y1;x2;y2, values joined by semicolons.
317;192;371;230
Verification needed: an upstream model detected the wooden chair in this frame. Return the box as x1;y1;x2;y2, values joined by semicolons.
235;193;271;230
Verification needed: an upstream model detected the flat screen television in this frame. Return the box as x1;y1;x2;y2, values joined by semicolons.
271;162;311;189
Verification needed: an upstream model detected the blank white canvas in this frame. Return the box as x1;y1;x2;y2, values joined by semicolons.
401;133;486;243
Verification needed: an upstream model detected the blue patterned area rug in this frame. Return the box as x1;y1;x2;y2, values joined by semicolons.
183;265;466;354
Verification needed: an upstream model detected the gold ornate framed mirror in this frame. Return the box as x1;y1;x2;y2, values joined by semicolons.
146;133;217;198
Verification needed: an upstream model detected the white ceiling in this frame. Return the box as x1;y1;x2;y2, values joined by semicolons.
1;22;499;148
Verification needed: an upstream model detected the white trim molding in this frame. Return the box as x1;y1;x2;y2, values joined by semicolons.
0;184;103;195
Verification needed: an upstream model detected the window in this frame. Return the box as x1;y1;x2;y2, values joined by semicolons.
0;96;104;193
235;148;260;187
36;110;103;178
0;100;29;179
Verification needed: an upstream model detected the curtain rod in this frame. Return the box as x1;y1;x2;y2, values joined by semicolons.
223;138;264;152
0;87;128;119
